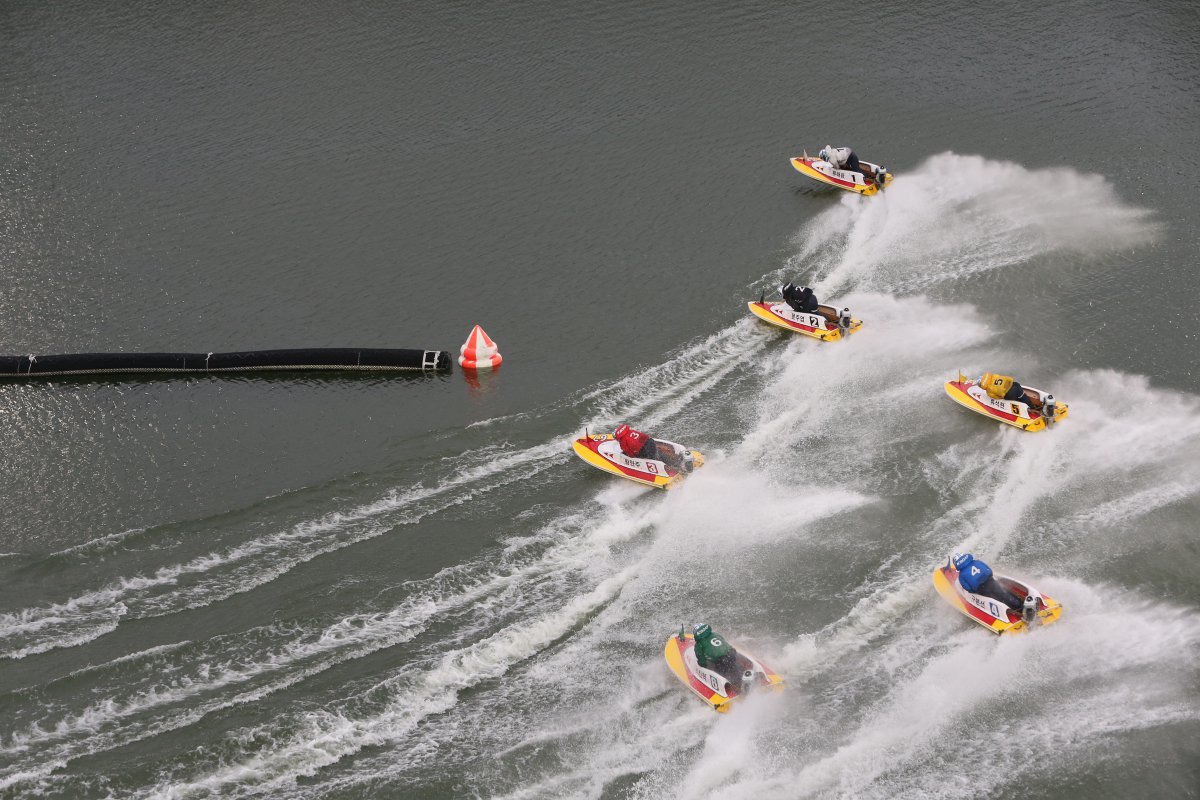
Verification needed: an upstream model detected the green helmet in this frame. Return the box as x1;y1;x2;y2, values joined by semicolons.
692;623;712;639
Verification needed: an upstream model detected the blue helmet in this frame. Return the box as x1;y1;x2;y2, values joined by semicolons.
692;623;712;639
952;552;973;570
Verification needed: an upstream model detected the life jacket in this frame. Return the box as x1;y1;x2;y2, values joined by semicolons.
957;557;993;592
825;146;853;169
782;284;819;313
982;372;1015;400
614;424;650;458
694;630;732;667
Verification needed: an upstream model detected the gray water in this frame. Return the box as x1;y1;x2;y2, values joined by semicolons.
1;1;1198;797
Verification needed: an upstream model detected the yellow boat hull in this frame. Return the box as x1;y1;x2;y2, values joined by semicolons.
748;301;862;341
933;565;1062;635
944;380;1068;432
664;633;784;712
790;156;893;196
571;434;704;489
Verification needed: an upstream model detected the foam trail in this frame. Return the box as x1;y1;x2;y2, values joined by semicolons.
580;318;770;432
730;583;1200;800
0;499;641;786
0;312;767;662
787;153;1159;295
310;476;873;799
0;439;568;660
141;566;639;799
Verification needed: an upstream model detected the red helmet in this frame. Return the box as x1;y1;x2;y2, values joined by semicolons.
614;423;630;439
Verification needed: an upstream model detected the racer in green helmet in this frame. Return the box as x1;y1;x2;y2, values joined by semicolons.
692;623;739;681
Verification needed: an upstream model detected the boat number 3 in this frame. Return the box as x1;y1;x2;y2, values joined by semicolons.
646;462;658;474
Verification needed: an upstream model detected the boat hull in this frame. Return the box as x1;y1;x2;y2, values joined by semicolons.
664;633;784;712
933;563;1062;634
571;434;704;489
748;301;862;341
790;155;893;196
945;379;1068;432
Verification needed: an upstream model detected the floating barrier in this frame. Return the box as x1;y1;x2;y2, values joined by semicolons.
0;348;451;379
458;325;502;371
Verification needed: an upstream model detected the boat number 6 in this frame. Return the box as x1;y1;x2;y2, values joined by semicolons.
709;675;720;690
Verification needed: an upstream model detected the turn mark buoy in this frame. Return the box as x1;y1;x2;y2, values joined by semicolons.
458;325;502;370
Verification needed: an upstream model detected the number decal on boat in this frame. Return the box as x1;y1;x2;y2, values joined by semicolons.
646;462;658;475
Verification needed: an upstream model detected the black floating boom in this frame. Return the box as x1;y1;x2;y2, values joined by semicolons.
0;348;452;378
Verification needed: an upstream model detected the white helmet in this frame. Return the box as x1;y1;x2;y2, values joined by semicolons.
818;146;830;161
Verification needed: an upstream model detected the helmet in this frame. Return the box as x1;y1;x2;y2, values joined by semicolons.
692;623;712;639
614;423;630;439
952;552;973;570
818;147;829;161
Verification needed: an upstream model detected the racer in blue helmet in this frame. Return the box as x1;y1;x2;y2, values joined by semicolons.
953;552;1022;611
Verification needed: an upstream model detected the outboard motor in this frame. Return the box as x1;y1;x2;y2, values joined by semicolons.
1043;394;1056;424
1022;593;1038;625
741;668;756;694
838;307;852;339
874;166;888;188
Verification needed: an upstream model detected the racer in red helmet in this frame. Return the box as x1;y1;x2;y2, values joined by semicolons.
612;424;692;473
614;423;654;459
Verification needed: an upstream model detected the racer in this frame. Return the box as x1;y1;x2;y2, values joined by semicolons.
819;145;878;181
781;282;819;313
953;552;1022;611
613;424;691;473
692;623;742;683
981;373;1040;408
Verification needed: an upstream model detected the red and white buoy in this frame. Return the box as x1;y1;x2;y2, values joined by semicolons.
458;325;502;370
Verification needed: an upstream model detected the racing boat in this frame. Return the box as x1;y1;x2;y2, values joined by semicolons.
790;151;893;196
944;373;1068;432
663;628;784;712
571;433;704;489
933;557;1063;634
748;295;862;341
